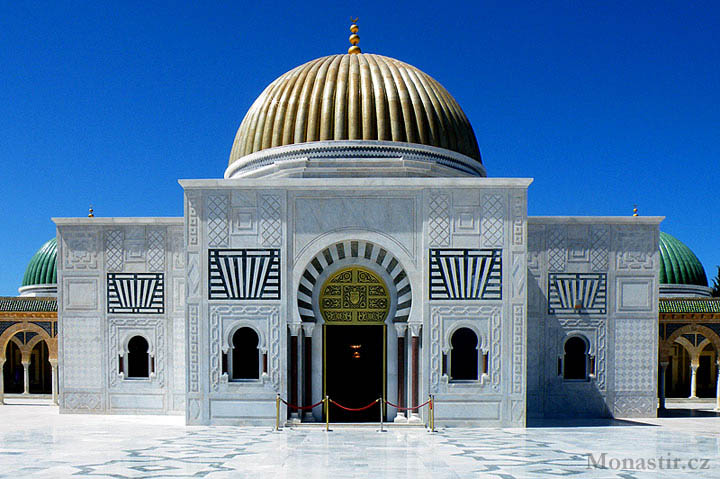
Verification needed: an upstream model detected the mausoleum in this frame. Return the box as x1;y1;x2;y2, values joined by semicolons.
53;26;663;426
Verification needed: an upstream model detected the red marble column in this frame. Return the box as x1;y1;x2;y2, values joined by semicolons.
411;335;419;411
397;336;405;408
304;334;312;415
290;335;298;409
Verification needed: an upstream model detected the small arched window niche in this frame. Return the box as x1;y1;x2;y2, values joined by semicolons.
559;335;595;381
119;335;154;380
222;327;262;381
446;327;488;383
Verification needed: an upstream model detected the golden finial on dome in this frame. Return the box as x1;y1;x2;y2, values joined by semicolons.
88;205;94;218
632;205;638;217
348;17;361;54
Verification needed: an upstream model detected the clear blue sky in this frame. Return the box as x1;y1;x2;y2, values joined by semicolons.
1;1;718;294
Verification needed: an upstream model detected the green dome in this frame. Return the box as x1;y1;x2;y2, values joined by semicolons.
659;232;707;286
21;238;57;287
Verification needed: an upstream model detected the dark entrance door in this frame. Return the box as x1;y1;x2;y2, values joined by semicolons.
325;325;384;422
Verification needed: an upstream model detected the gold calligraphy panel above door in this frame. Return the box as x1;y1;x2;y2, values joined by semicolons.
319;266;390;324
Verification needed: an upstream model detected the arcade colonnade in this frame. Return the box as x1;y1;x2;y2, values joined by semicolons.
658;321;720;409
0;298;59;405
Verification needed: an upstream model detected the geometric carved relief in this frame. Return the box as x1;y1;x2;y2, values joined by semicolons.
615;228;654;271
62;316;103;388
170;229;184;271
259;194;282;247
209;304;280;392
557;318;607;391
429;305;501;394
187;304;200;393
428;194;451;246
209;304;280;391
511;194;524;246
63;231;99;270
481;194;504;247
63;392;103;411
429;249;502;300
512;304;524;394
614;319;655;393
146;229;165;272
108;317;165;388
107;273;165;314
590;226;609;271
527;225;544;273
490;309;501;391
547;226;566;272
207;194;229;247
105;230;124;271
208;249;280;300
187;253;200;299
297;240;412;323
613;395;655;417
548;273;607;314
186;193;200;248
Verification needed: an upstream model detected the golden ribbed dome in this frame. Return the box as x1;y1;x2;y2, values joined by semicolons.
229;54;481;166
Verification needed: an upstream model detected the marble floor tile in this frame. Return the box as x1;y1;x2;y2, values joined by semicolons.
0;403;719;478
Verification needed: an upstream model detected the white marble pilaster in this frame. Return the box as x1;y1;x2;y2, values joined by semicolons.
408;323;422;424
658;361;668;410
50;359;59;405
689;363;698;399
22;361;30;395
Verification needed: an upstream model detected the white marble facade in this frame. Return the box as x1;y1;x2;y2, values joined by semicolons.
54;181;661;425
54;219;186;414
526;218;661;418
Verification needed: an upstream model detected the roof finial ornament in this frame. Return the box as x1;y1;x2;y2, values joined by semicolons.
632;204;638;217
348;17;361;54
88;205;94;218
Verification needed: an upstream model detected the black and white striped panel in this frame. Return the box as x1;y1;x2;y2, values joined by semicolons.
208;249;280;300
297;240;412;322
107;273;164;314
429;249;502;300
548;273;606;314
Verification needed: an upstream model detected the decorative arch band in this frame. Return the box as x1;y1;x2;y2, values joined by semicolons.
297;240;411;323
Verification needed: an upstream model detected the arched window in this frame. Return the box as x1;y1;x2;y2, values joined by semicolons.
563;336;588;380
127;336;150;379
450;327;479;381
230;327;260;380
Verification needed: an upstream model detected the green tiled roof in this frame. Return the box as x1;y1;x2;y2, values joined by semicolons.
659;298;720;314
659;232;707;287
21;238;57;287
0;297;57;312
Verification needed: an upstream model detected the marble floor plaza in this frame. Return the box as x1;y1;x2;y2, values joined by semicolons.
0;402;718;478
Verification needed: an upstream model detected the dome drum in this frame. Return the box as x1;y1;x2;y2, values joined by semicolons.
225;140;486;178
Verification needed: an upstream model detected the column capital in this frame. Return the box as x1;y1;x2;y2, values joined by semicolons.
21;361;30;367
301;322;315;337
691;363;699;371
288;323;302;337
408;323;422;337
660;361;669;368
393;323;408;336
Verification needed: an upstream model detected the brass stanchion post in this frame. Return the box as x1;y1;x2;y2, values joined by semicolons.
378;398;386;433
430;394;435;433
275;394;280;431
325;396;330;432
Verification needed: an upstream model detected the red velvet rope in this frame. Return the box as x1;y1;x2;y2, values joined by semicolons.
329;398;380;411
280;398;325;410
385;398;431;411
